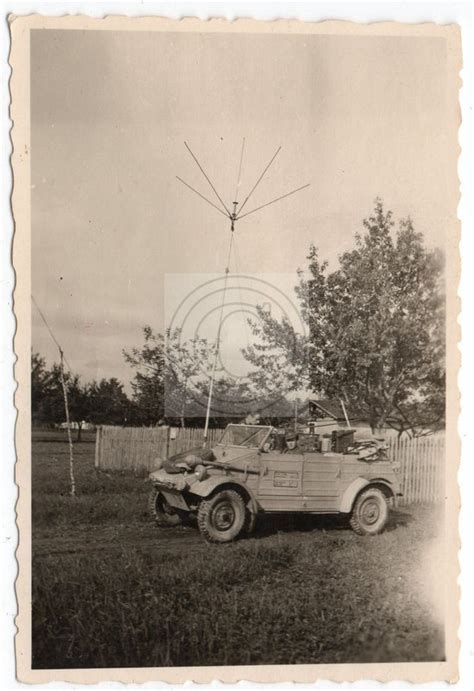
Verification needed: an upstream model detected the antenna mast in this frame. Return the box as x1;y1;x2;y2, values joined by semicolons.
177;140;310;441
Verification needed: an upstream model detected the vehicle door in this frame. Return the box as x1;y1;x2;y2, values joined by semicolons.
302;453;341;511
257;453;304;511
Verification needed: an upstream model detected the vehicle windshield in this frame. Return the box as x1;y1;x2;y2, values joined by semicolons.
218;424;272;448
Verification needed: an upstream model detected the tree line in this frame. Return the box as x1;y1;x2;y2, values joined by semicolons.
32;356;135;438
32;200;445;439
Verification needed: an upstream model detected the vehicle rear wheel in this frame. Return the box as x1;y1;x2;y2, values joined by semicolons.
197;489;246;543
148;487;183;527
350;487;389;535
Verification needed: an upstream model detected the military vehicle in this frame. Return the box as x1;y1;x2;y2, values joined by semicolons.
148;423;402;543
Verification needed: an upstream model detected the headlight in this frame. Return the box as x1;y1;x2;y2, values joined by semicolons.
194;464;208;481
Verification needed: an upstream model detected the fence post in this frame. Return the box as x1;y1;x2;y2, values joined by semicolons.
94;425;102;468
415;437;420;503
401;436;408;505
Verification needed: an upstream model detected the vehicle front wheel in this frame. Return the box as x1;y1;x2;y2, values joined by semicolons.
350;487;389;535
197;489;246;543
148;487;183;527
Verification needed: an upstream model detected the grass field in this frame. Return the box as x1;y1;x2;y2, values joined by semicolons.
32;430;445;669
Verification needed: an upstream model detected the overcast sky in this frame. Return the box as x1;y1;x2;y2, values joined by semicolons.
31;29;449;388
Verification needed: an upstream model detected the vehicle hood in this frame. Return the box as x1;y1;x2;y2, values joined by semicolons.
151;444;258;475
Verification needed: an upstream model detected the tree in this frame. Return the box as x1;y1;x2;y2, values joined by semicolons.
124;326;215;426
46;366;90;440
87;378;131;426
124;327;166;425
385;367;445;438
244;199;445;435
65;375;90;441
31;352;50;425
165;329;214;426
32;351;135;433
32;358;90;440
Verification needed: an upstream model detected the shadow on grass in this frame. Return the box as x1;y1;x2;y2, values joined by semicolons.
386;507;415;531
250;507;415;539
252;512;349;538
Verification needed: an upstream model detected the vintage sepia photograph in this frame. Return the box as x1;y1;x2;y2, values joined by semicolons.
11;15;461;684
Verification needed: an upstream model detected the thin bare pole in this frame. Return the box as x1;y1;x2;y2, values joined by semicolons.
184;141;231;216
237;146;281;216
203;234;234;442
231;235;252;351
32;296;76;496
237;183;311;220
32;295;72;371
59;349;76;497
340;398;351;428
176;176;229;218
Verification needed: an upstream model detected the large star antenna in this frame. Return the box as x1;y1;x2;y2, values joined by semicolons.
177;140;310;232
176;140;310;440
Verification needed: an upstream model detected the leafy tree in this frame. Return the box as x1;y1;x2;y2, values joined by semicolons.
32;352;134;433
123;327;166;425
124;327;215;426
385;367;445;438
165;328;216;426
31;352;50;425
33;361;90;440
65;375;90;441
87;378;131;426
245;199;445;435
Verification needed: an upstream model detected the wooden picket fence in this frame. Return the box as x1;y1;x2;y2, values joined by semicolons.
94;425;224;472
94;426;445;505
386;435;445;505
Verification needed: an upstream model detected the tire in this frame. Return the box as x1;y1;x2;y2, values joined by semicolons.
148;487;183;527
350;487;389;536
197;489;246;543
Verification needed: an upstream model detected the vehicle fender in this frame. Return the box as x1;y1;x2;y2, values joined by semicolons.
339;477;370;513
190;476;259;515
373;473;402;496
339;477;396;513
369;477;399;498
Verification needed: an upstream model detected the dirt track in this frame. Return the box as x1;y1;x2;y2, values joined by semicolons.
33;522;207;559
32;506;417;560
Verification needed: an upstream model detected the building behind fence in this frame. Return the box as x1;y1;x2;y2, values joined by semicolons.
95;425;444;505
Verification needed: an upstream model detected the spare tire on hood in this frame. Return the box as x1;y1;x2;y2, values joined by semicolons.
163;446;216;474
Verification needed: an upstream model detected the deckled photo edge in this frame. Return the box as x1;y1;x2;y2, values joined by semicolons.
10;13;462;684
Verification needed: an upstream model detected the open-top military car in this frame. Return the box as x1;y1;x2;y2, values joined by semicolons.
148;424;402;543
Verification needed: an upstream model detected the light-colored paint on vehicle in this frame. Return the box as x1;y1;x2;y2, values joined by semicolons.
149;425;401;524
339;477;370;513
258;457;303;497
339;476;396;513
190;476;260;517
